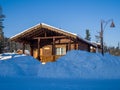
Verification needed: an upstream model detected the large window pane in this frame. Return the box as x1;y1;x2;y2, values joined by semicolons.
56;47;66;55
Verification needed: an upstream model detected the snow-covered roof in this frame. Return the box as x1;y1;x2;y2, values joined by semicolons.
10;23;41;40
10;23;77;40
10;23;96;47
77;34;97;47
41;23;77;36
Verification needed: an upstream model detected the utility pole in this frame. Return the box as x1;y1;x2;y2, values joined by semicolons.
100;19;115;56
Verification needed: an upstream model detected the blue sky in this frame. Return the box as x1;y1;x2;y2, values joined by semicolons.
0;0;120;47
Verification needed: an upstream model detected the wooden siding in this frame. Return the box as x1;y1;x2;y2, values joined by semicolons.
32;38;88;62
78;42;89;51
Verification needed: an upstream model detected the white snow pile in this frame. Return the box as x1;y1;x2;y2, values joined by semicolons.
0;53;40;77
38;50;120;79
0;50;120;79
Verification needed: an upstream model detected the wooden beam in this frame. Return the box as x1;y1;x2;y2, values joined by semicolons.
30;45;33;56
34;36;66;39
37;38;41;60
23;29;44;39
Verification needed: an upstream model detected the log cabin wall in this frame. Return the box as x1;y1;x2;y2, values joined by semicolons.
32;38;77;62
31;38;78;62
78;41;90;51
17;37;91;62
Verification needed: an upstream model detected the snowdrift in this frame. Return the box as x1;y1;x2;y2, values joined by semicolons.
0;50;120;79
0;54;40;77
38;50;120;79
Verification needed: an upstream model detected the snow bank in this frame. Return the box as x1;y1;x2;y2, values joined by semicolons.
0;50;120;79
38;50;120;79
0;55;40;77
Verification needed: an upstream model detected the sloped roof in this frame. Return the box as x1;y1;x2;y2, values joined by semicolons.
10;23;96;47
10;23;77;41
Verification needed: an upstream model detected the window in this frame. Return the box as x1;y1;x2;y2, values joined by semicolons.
56;47;66;55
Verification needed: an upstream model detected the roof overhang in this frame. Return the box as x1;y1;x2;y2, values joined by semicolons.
10;23;97;47
10;23;77;42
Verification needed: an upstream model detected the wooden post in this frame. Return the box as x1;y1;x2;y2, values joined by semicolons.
44;31;47;37
30;45;33;56
74;41;77;50
68;39;71;50
88;45;90;52
52;38;55;61
78;43;80;50
37;38;41;60
23;43;25;54
66;43;68;52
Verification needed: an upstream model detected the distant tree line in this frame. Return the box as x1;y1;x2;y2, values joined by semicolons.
104;45;120;56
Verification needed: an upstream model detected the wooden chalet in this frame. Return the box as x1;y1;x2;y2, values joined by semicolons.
10;23;97;62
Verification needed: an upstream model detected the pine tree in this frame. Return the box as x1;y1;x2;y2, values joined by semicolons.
0;6;5;53
85;29;91;41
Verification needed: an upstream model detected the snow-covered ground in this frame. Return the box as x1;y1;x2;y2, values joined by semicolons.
0;50;120;90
